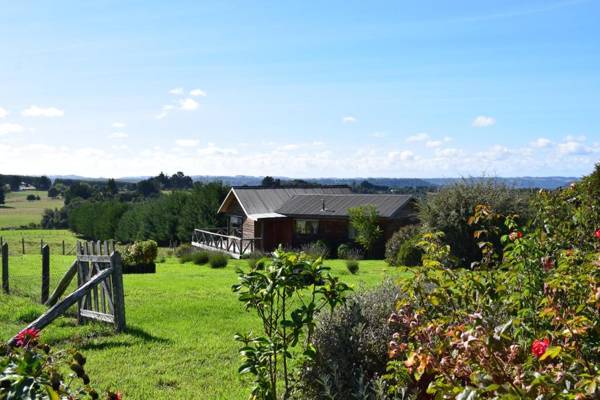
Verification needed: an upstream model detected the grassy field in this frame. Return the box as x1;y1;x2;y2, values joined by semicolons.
0;229;79;256
0;190;63;228
0;253;409;399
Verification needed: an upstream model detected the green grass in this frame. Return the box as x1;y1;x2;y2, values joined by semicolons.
0;255;409;399
0;229;79;256
0;190;63;228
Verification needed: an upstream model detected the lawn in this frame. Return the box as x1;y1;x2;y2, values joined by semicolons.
0;254;410;399
0;190;63;228
0;229;78;256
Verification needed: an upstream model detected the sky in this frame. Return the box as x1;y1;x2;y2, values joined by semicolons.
0;0;599;179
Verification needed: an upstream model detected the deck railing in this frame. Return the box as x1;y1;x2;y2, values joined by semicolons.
191;228;262;258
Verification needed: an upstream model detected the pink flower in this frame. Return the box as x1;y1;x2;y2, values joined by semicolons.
531;338;550;358
15;328;40;348
509;231;523;241
595;229;600;239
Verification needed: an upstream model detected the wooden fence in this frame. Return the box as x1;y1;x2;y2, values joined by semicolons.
0;236;77;256
6;240;126;345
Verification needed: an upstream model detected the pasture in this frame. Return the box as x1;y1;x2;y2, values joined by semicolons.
0;251;408;399
0;190;63;228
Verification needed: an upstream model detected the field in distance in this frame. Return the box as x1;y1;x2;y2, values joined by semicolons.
0;190;63;228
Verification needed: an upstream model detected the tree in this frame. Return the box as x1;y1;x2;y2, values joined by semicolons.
38;176;51;190
47;187;59;198
348;205;383;255
64;182;93;204
106;178;118;195
261;176;281;187
136;179;160;197
0;186;4;205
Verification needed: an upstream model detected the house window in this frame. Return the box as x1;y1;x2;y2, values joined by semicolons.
295;219;319;235
348;225;357;240
230;215;243;236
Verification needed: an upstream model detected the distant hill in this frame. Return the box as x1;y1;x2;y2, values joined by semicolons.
48;174;579;190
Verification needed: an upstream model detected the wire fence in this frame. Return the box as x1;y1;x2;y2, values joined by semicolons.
0;235;78;256
1;244;79;304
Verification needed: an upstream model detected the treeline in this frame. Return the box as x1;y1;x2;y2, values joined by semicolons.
0;174;51;191
61;182;228;244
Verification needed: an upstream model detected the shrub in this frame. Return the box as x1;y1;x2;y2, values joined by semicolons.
233;248;351;399
346;259;359;274
395;239;423;266
418;178;532;266
298;280;399;399
26;194;39;201
337;243;364;260
209;252;228;268
175;243;194;258
1;329;121;399
300;240;330;259
191;251;210;265
385;224;421;265
122;240;158;266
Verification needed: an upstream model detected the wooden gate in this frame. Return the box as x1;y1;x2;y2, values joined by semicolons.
76;241;126;332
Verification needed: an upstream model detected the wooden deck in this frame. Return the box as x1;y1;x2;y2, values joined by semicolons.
191;228;261;259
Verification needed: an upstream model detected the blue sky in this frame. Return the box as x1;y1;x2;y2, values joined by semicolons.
0;0;599;178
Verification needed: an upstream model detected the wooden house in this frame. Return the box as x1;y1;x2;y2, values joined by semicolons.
192;186;417;258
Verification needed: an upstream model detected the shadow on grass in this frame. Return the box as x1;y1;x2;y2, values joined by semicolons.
78;325;172;351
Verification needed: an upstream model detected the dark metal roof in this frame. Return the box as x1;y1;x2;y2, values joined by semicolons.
276;194;414;219
230;187;352;216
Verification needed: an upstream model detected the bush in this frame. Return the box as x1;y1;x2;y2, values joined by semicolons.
337;243;364;260
191;251;210;265
209;252;228;268
122;240;158;266
298;280;399;399
300;240;330;259
385;224;421;265
346;259;359;274
175;243;194;258
418;179;532;266
396;239;423;266
26;194;40;201
1;328;121;399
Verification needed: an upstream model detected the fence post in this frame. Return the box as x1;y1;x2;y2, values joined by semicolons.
22;238;25;255
110;251;126;332
62;240;65;255
41;245;50;303
2;243;8;294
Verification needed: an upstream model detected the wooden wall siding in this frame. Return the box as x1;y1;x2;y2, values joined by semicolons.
227;200;245;217
242;217;255;240
261;218;294;251
292;219;349;249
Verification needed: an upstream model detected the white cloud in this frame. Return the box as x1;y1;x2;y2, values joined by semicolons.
342;116;357;124
472;115;496;128
0;123;25;136
109;132;128;139
425;140;442;148
178;98;199;111
406;132;429;142
21;105;64;117
112;144;129;151
169;87;184;95
388;150;415;161
530;137;552;148
112;122;126;128
0;107;8;119
175;139;200;147
558;140;591;155
565;134;586;142
156;105;175;119
190;89;207;97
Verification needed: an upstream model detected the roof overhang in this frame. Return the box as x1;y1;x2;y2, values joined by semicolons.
247;213;286;221
217;188;249;215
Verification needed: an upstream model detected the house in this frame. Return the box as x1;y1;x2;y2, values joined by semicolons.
192;186;417;258
19;182;37;191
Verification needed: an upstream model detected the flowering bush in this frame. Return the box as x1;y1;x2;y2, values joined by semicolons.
1;329;121;399
382;168;600;398
122;240;158;266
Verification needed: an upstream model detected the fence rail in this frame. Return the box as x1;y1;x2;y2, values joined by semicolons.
0;236;77;256
191;228;262;258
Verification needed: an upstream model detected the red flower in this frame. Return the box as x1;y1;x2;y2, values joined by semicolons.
509;231;523;241
531;338;550;358
15;328;40;348
541;256;555;272
595;229;600;239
